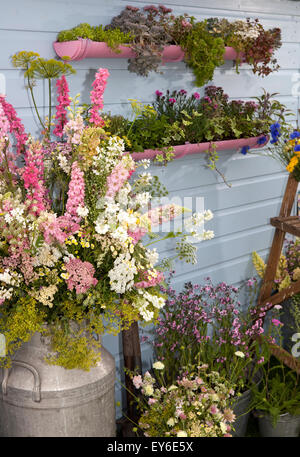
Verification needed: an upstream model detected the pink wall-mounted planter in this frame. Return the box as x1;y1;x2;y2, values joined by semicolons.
129;135;269;161
53;40;242;63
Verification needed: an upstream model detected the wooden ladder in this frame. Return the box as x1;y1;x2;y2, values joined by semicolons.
258;174;300;309
257;174;300;373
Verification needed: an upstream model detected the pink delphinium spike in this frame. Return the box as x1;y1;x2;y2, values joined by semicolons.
105;161;135;199
21;141;49;215
65;161;85;223
89;68;110;127
0;95;27;155
0;102;10;138
53;75;70;138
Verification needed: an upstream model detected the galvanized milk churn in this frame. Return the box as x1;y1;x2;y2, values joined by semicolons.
0;331;116;437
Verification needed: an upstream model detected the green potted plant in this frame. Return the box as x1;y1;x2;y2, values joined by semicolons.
251;355;300;437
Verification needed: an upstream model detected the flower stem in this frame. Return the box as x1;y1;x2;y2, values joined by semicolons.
27;75;45;131
48;78;52;137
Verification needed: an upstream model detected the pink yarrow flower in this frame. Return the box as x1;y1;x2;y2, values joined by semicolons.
65;257;98;294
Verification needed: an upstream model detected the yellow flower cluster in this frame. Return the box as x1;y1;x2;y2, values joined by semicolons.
287;156;299;173
286;138;300;173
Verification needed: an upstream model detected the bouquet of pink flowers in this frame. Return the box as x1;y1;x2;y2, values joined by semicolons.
0;53;214;370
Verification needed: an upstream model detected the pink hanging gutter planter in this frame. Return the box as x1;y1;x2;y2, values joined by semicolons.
53;40;244;62
129;135;269;161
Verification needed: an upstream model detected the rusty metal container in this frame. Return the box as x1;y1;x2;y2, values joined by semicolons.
0;331;116;437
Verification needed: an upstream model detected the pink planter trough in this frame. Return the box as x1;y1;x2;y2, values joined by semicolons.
53;40;243;63
130;135;269;161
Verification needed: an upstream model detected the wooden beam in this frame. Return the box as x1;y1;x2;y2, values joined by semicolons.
258;278;300;312
270;216;300;238
269;344;300;375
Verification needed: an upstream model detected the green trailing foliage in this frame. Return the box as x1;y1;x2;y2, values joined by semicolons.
180;20;225;87
57;22;134;52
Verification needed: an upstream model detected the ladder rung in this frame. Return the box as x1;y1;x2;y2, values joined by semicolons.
259;278;300;309
270;216;300;237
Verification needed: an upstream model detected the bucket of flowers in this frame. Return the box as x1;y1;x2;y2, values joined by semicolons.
0;52;214;437
129;361;237;437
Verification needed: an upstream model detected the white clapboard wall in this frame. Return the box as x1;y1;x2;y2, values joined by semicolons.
1;0;300;414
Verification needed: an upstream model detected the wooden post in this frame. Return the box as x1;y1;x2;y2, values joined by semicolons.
121;321;142;433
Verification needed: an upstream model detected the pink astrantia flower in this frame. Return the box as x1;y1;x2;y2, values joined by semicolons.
168;98;176;104
193;92;200;99
65;161;85;223
133;374;143;389
89;68;110;127
65;257;98;294
155;90;163;97
53;75;70;138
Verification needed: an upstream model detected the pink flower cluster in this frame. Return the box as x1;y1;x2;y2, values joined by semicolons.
65;257;98;294
0;102;10;138
106;161;135;198
89;68;109;127
147;204;181;226
135;270;164;289
0;95;27;155
53;75;70;138
63;114;84;144
22;142;48;215
128;227;147;244
41;214;80;245
65;161;85;223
